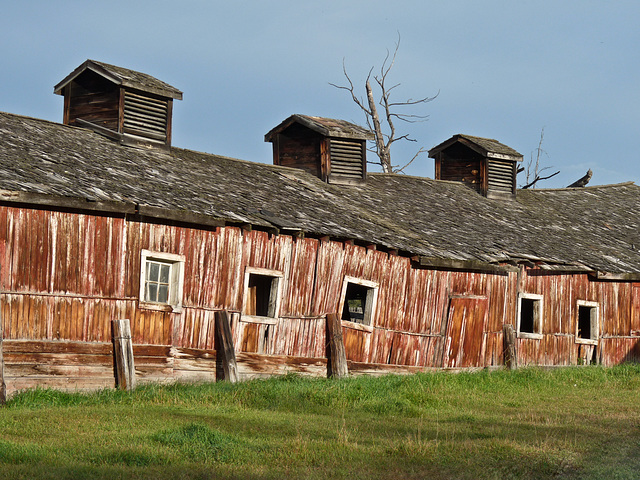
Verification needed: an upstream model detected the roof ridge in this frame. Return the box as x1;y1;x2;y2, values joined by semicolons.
522;181;636;192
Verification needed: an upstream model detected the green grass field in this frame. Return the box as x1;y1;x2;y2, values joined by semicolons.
1;366;639;479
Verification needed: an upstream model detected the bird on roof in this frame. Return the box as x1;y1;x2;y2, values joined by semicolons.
567;169;593;188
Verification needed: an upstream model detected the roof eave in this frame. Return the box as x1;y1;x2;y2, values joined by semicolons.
53;60;122;96
53;60;183;100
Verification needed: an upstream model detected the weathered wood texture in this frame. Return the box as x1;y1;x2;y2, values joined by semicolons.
326;313;348;378
214;311;238;382
272;124;323;178
112;319;135;391
66;72;120;130
1;204;640;397
516;271;640;366
503;324;517;370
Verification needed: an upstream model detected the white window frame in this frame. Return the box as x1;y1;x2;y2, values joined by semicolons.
139;250;185;313
338;276;379;328
575;300;599;345
516;293;544;340
241;267;284;324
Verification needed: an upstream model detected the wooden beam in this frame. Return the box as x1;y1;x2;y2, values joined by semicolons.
137;205;225;228
419;256;515;274
215;311;238;383
0;309;6;404
503;324;517;370
589;271;640;282
112;319;136;391
0;190;135;215
326;313;348;378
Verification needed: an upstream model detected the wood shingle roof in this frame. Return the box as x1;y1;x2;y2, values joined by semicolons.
1;110;639;275
53;60;183;100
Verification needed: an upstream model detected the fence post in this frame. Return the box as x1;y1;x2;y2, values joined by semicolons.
0;316;6;404
503;323;517;370
327;313;348;378
112;319;136;391
215;310;238;383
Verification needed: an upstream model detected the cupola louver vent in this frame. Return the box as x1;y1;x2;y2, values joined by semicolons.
487;159;516;195
429;134;523;199
54;60;182;150
265;115;373;185
123;91;169;142
330;139;365;178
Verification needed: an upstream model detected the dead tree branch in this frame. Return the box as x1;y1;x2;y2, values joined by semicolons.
330;35;437;173
519;127;560;189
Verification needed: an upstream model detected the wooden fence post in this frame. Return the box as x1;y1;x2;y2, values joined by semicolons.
327;313;348;378
112;319;136;391
0;318;6;404
215;310;238;383
503;323;517;370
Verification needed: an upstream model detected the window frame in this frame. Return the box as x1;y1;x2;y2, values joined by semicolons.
139;250;185;313
575;300;599;345
338;276;379;328
241;267;284;324
516;293;544;340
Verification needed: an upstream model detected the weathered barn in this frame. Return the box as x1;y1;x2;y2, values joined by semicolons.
1;60;639;399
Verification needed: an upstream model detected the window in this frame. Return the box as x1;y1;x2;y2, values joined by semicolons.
339;276;379;326
139;250;185;312
575;300;599;345
516;293;543;339
242;267;283;321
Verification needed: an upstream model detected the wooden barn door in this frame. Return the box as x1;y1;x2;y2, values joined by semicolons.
443;296;488;368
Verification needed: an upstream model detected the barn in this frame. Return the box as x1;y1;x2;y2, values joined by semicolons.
0;60;639;400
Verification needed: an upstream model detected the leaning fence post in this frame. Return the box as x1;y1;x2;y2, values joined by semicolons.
503;323;517;370
215;310;238;383
112;319;136;391
0;315;6;404
327;313;349;378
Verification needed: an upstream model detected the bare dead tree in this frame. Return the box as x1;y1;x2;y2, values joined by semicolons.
330;36;438;173
519;128;560;189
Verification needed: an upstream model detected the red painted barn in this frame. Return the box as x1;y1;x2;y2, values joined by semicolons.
0;60;639;399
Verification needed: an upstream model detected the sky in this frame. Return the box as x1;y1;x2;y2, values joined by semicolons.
2;1;639;188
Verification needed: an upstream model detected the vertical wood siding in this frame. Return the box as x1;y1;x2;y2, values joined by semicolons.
1;204;640;376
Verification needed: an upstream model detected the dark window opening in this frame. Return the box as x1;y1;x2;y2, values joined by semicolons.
577;305;594;340
342;282;374;325
519;298;536;334
245;273;278;317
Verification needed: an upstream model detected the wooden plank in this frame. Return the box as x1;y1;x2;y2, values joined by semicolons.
0;309;5;403
214;311;238;382
503;323;517;369
326;313;348;378
112;319;135;391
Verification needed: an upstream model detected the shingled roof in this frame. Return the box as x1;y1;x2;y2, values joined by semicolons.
1;110;639;275
53;60;183;100
265;114;373;141
429;134;523;161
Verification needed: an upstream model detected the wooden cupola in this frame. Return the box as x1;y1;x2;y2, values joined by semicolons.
265;115;374;185
428;134;523;199
54;60;183;151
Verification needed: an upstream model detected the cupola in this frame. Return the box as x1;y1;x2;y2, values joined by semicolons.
54;60;183;151
428;134;523;199
265;115;373;185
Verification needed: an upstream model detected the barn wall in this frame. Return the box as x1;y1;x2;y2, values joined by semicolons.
2;204;640;397
517;270;640;366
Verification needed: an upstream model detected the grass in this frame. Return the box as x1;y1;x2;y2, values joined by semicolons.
1;365;640;479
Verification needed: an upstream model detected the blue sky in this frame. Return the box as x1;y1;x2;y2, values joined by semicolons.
2;1;639;188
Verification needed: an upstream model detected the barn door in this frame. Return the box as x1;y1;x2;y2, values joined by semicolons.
443;296;488;368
